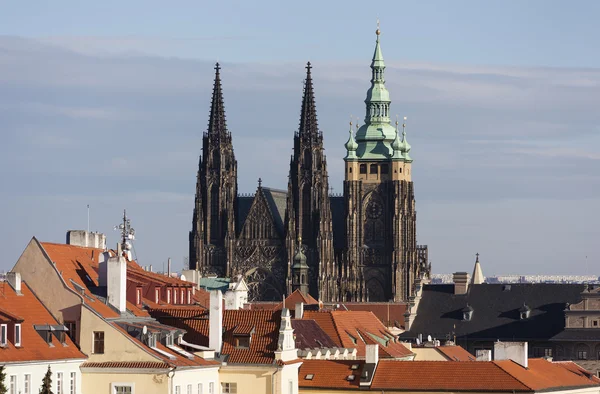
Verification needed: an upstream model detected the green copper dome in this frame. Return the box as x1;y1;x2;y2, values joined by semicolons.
292;247;308;269
400;122;412;162
391;121;403;160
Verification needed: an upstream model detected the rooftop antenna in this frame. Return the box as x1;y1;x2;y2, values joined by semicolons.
114;209;135;260
87;204;90;233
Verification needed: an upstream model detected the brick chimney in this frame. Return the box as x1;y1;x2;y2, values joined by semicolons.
6;272;22;295
453;272;470;295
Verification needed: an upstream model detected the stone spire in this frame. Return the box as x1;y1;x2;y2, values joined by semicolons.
299;62;319;139
391;117;403;160
207;62;227;137
400;117;412;162
471;253;484;285
364;26;391;127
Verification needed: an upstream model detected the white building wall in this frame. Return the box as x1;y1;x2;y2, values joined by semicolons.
4;359;84;394
277;363;301;394
172;367;220;394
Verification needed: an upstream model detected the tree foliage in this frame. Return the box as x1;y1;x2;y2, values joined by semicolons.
40;365;53;394
0;365;7;394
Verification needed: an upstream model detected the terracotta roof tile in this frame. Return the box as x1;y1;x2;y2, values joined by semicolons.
336;302;408;328
149;307;281;364
299;360;364;390
494;358;600;391
0;282;86;363
554;361;600;382
436;345;476;361
303;310;412;358
81;361;170;369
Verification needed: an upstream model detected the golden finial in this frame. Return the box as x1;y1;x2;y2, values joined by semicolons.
298;236;302;243
403;116;407;132
350;114;353;126
395;115;399;126
376;18;380;36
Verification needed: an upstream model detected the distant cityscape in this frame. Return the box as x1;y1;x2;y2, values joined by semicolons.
431;273;600;284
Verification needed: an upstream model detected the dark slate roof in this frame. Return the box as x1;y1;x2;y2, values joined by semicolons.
401;283;584;342
262;188;287;234
330;196;345;249
551;329;600;341
292;319;337;349
236;196;254;233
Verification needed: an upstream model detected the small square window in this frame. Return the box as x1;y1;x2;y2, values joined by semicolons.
593;320;598;327
221;383;237;394
235;336;250;349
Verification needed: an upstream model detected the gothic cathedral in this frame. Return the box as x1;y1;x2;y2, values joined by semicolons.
189;29;430;302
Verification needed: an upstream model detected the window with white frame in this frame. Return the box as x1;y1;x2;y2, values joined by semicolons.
1;324;7;346
197;383;203;394
174;289;178;304
136;288;142;305
187;290;191;304
288;380;294;394
14;323;21;346
208;382;214;394
181;289;185;304
24;374;30;394
187;384;192;394
221;383;237;394
70;372;76;394
9;375;16;394
57;372;63;394
155;287;160;303
175;386;181;394
167;289;172;304
113;384;133;394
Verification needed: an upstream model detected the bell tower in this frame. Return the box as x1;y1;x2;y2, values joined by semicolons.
342;26;419;302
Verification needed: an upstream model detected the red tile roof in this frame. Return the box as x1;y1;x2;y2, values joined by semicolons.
303;310;413;359
436;345;476;361
336;302;408;328
81;361;170;369
494;358;600;391
299;360;364;390
301;359;600;392
149;306;282;365
0;281;86;363
554;361;600;382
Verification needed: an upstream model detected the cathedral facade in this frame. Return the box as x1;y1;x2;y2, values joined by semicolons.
189;29;430;302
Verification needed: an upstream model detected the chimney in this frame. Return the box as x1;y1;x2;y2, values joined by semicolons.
6;272;22;294
453;272;469;295
295;302;304;319
494;341;528;368
365;344;379;365
476;349;492;361
209;290;223;354
107;243;127;313
66;230;106;249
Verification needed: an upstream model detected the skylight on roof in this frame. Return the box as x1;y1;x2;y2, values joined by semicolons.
347;375;355;381
305;374;314;380
351;364;359;370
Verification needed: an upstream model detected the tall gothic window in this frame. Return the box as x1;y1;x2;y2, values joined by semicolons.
302;184;311;241
210;186;219;242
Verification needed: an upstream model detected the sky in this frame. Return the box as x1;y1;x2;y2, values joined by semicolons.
0;1;599;276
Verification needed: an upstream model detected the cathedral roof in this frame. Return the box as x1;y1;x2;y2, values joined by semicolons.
207;62;227;137
237;187;288;236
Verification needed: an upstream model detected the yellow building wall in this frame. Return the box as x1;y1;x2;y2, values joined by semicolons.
82;371;168;394
219;367;275;394
80;307;156;362
412;348;447;361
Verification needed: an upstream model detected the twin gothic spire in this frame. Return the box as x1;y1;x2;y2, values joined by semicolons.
207;63;228;137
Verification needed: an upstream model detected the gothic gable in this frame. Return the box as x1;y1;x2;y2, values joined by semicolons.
239;187;283;240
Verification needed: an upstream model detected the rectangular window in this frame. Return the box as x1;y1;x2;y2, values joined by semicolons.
174;289;178;304
14;323;21;346
208;382;214;394
359;164;367;174
175;386;181;394
155;288;160;303
93;331;105;354
235;336;250;348
65;321;77;343
136;288;142;305
578;350;587;360
70;372;76;394
46;330;53;345
221;383;237;394
181;289;185;304
187;384;192;394
113;386;133;394
1;324;7;346
57;372;63;394
167;289;172;304
187;290;191;305
369;164;378;174
544;348;552;357
10;375;16;394
24;374;30;394
197;383;203;394
288;380;293;394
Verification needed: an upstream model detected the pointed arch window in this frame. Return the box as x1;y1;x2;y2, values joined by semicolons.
210;186;219;242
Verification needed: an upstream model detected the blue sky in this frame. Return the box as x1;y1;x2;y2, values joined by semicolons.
0;1;599;276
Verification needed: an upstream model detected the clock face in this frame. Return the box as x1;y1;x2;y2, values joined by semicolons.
366;200;383;219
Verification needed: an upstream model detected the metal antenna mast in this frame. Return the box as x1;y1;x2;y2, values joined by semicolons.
114;209;135;259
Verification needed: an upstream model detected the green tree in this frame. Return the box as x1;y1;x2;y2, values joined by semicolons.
0;365;7;394
40;365;53;394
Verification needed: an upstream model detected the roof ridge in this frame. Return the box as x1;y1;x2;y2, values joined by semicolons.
492;360;533;391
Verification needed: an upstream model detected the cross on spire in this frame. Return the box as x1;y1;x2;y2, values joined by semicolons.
476;253;480;262
258;177;262;188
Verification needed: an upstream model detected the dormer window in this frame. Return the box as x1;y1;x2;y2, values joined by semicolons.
187;290;191;304
167;289;172;304
181;289;185;304
462;304;474;321
45;330;53;345
235;336;250;349
165;334;174;347
14;323;21;347
147;333;157;348
155;287;160;303
174;289;178;304
233;325;255;349
0;324;6;346
519;303;531;320
136;288;142;305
